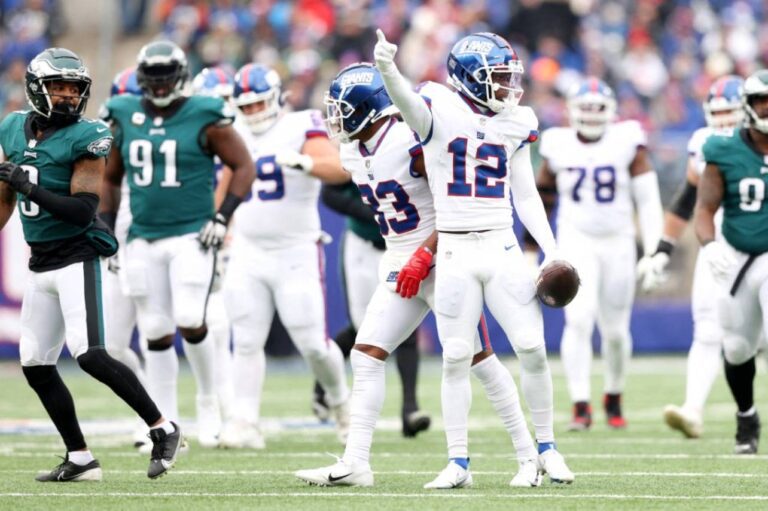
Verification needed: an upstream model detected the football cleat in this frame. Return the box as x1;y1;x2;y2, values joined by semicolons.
402;410;431;438
218;419;266;449
147;421;183;479
294;458;374;487
509;458;542;487
567;401;592;432
35;455;102;482
332;401;351;444
604;393;627;429
537;448;575;484
663;405;702;439
196;394;222;448
423;461;473;489
734;411;760;455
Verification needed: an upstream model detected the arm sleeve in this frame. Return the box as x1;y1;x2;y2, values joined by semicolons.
378;68;433;141
510;144;556;255
631;171;664;256
27;188;98;227
668;178;697;221
321;183;376;223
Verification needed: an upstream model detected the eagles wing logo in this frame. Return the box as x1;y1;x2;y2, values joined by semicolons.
87;136;113;155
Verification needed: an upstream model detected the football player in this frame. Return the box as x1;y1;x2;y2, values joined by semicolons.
694;69;768;454
0;48;180;480
531;78;663;430
218;63;350;449
637;75;744;438
374;31;574;485
295;63;543;488
100;41;255;448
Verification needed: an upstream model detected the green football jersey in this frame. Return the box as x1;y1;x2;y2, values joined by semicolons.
103;95;234;240
0;110;113;244
703;128;768;254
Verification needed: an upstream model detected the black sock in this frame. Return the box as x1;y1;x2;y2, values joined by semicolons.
314;325;358;401
396;330;419;415
77;349;162;426
22;365;87;452
724;357;756;413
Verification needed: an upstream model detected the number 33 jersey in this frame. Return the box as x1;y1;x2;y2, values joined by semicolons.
417;81;539;233
340;118;436;253
539;120;646;238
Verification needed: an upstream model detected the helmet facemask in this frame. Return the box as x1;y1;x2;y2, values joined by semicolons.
475;58;524;113
137;62;187;107
744;94;768;134
704;98;744;129
568;93;616;140
235;88;281;134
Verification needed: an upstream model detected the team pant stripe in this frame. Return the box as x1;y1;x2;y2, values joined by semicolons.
317;241;330;344
478;313;491;351
83;258;105;349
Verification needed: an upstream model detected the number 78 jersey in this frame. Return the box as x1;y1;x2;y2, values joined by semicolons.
539;120;646;238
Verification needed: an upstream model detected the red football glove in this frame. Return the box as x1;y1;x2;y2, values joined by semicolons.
396;247;433;298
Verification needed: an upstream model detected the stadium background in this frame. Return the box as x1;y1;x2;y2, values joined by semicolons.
1;0;760;357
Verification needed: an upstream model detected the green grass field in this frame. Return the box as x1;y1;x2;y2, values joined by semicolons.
1;355;767;510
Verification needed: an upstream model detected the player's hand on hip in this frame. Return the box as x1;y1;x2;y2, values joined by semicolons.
636;252;669;292
198;213;228;250
374;29;398;73
275;150;314;173
0;162;34;196
703;240;737;279
396;246;433;299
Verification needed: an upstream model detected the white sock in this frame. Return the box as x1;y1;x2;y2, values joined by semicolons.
560;325;592;402
518;345;554;444
472;355;537;460
441;346;472;459
145;347;179;423
184;332;216;397
683;340;721;416
603;332;632;395
68;450;95;466
232;335;266;424
343;350;385;467
212;326;235;421
150;419;175;435
303;336;349;406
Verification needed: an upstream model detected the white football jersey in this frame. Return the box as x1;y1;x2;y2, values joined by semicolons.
417;82;539;232
341;118;436;253
686;126;725;235
539;120;646;238
232;109;328;248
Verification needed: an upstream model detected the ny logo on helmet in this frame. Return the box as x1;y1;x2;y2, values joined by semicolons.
340;72;375;88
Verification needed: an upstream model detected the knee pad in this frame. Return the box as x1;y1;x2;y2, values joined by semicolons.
140;313;174;341
693;318;723;347
174;305;206;331
516;344;548;374
723;335;757;366
294;332;329;363
182;327;208;344
22;364;58;388
147;336;175;352
442;338;473;365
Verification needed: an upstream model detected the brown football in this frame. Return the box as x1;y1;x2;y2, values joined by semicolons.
536;260;580;308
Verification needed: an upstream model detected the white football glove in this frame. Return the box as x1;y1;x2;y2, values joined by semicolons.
636;252;669;292
275;150;314;173
107;253;121;274
540;249;566;270
374;29;398;73
703;241;737;279
198;213;228;250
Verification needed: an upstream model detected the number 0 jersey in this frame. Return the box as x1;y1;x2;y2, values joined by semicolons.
103;94;234;241
232;110;328;249
417;82;539;232
341;118;435;253
539;120;646;238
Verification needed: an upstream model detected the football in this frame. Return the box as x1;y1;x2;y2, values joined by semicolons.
536;260;580;308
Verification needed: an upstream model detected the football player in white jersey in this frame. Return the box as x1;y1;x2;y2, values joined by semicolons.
295;63;543;489
374;30;574;485
637;75;745;438
219;63;351;449
532;78;663;431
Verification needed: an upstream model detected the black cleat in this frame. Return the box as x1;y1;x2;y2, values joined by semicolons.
734;411;760;454
35;455;102;482
312;390;331;423
402;410;431;438
148;422;182;479
567;401;592;431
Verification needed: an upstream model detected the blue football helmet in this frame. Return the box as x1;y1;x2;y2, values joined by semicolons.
705;75;744;129
192;66;235;100
447;32;524;113
233;63;282;134
110;66;141;96
567;77;617;140
324;63;396;142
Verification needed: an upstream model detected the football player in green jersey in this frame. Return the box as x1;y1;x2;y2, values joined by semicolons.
695;69;768;455
0;48;181;481
100;41;254;448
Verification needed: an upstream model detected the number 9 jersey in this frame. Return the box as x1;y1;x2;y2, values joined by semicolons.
539;120;647;238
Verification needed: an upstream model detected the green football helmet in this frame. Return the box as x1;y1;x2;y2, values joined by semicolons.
742;69;768;134
25;47;92;124
136;40;189;107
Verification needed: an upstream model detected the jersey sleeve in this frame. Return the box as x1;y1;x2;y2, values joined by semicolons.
413;81;450;145
538;128;556;161
304;109;328;140
197;96;235;128
72;120;114;160
701;133;730;166
622;120;647;148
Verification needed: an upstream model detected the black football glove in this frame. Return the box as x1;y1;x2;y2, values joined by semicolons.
0;162;34;196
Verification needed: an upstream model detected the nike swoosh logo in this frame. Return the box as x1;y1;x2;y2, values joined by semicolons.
328;472;351;482
504;245;514;251
96;128;108;133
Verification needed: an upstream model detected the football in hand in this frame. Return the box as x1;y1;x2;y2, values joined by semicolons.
536;260;580;308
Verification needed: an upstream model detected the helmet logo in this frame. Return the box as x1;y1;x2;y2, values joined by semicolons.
457;40;494;55
340;72;375;88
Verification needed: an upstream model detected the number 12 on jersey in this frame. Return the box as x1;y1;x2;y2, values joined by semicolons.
447;138;508;198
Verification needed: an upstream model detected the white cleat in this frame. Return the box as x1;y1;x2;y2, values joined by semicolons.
331;401;350;444
537;448;574;484
295;458;374;487
663;405;703;439
196;394;222;448
510;458;542;487
423;461;473;489
218;419;266;449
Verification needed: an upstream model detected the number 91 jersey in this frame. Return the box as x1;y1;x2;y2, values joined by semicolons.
417;82;539;232
340;118;435;253
539;120;646;238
